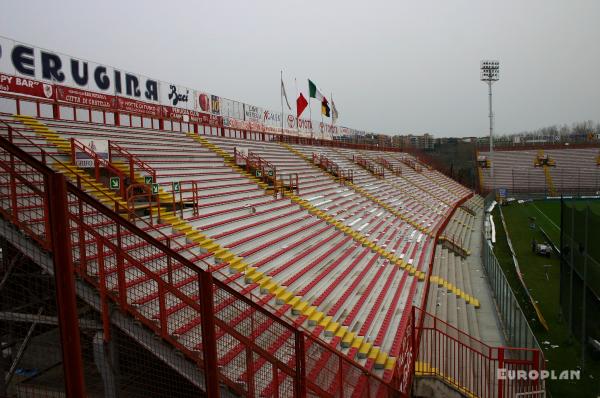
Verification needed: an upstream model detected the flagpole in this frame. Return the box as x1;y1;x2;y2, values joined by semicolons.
294;77;300;136
280;70;284;136
308;79;313;140
320;111;324;141
331;92;334;141
331;92;334;126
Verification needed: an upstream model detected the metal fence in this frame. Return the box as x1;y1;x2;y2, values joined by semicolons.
0;121;408;397
482;194;543;351
0;113;548;397
559;198;600;370
415;307;544;398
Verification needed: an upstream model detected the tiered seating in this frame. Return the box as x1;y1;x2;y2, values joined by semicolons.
440;208;475;255
461;194;484;215
2;114;484;391
479;147;600;193
427;195;486;336
2;117;428;378
199;135;440;367
294;145;447;229
544;147;600;193
427;247;480;338
346;149;463;207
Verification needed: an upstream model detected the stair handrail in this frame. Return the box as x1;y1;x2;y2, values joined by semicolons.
108;141;157;182
0;120;211;270
0;120;332;335
168;180;200;218
233;147;249;167
70;138;127;197
0;121;405;397
0;120;294;319
126;183;155;223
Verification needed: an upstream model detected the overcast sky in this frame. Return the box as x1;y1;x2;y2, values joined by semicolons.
1;0;599;137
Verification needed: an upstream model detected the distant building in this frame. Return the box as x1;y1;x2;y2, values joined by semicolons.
394;133;435;150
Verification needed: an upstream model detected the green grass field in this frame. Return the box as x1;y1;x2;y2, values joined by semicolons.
492;198;600;398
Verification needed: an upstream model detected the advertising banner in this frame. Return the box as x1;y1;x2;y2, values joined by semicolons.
0;36;159;102
117;97;162;117
211;94;220;115
219;98;244;120
320;122;339;138
195;91;211;113
159;82;194;110
262;109;282;128
56;85;116;109
0;36;376;137
0;72;54;99
243;104;263;122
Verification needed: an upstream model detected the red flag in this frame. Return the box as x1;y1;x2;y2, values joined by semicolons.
296;93;308;118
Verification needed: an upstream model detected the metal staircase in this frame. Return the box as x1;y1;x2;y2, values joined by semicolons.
543;164;557;196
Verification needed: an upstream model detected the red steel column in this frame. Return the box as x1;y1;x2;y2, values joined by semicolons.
52;102;60;119
497;347;504;398
199;272;220;397
294;330;306;398
48;172;86;397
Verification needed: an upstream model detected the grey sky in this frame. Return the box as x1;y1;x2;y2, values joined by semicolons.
1;0;599;137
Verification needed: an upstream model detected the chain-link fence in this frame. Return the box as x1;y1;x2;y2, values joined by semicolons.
560;198;600;366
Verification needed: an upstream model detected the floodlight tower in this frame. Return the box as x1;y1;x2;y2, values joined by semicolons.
480;60;499;180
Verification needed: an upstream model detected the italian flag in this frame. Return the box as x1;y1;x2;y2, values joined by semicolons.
308;79;325;101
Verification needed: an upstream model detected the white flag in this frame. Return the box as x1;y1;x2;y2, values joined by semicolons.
332;99;339;124
281;79;291;110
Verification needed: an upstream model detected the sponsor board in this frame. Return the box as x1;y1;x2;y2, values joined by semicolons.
211;95;220;115
244;104;263;122
56;85;116;108
117;96;162;117
195;92;211;113
160;82;194;110
0;35;380;138
0;37;158;101
0;72;53;99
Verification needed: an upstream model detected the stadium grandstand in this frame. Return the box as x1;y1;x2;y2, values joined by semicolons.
0;37;546;398
478;146;600;196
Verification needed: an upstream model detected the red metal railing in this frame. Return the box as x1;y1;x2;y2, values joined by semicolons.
415;307;544;398
352;154;385;178
0;120;210;265
0;121;406;397
126;183;155;224
70;138;127;197
109;140;157;183
167;180;199;218
1;111;547;398
376;156;402;176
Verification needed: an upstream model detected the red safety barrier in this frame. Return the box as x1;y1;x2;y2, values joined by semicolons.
0;120;407;397
70;137;127;197
0;107;546;398
414;307;545;398
109;140;157;183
